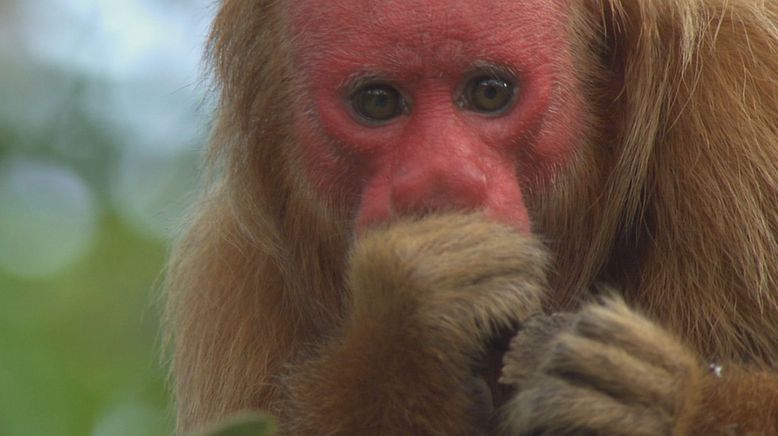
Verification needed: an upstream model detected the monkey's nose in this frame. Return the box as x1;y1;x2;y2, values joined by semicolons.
390;159;489;216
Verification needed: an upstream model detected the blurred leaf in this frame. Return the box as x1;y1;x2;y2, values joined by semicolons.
194;413;276;436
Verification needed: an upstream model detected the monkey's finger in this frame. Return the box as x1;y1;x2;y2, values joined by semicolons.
500;313;574;384
541;332;676;411
503;376;671;436
574;298;698;374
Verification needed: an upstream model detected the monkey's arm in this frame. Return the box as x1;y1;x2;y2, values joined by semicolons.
692;367;778;434
500;300;778;435
279;214;549;435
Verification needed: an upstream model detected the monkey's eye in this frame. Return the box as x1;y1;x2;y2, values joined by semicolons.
351;84;404;123
462;76;516;114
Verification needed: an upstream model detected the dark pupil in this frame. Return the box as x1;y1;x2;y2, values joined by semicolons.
484;86;498;100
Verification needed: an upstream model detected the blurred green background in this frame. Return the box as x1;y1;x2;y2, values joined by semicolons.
0;1;214;434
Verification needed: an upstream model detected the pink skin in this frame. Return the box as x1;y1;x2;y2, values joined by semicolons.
288;0;582;233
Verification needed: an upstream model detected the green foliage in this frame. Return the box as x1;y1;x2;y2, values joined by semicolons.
0;216;173;436
0;1;210;435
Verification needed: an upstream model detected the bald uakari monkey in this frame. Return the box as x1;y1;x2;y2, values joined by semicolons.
165;0;778;434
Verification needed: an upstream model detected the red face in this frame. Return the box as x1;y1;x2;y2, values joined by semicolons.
288;0;582;233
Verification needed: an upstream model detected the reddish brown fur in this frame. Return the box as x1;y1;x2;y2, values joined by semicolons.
165;0;778;434
282;215;548;435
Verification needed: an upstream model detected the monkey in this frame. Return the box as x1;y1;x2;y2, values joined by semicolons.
164;0;778;434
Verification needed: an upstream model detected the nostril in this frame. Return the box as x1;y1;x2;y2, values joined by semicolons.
390;161;488;216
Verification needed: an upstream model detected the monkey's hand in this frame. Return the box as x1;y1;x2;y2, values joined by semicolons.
282;214;548;435
348;213;548;353
500;298;705;436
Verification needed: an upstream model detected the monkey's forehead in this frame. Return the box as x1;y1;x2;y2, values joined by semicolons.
287;0;572;79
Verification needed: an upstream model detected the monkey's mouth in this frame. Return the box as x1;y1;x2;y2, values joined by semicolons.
471;323;520;425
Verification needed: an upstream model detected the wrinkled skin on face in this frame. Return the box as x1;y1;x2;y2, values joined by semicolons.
289;0;584;232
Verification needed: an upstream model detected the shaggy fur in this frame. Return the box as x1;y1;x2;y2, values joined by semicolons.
282;215;548;435
164;0;778;434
